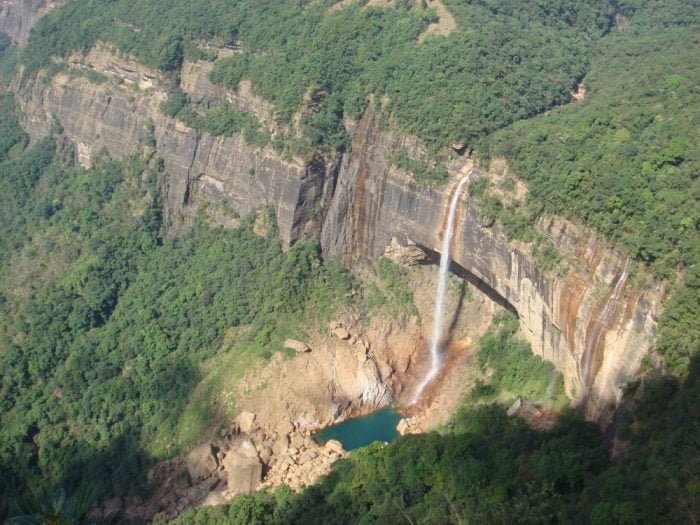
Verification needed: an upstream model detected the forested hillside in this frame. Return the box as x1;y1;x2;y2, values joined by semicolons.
0;0;698;523
0;95;355;506
23;0;613;153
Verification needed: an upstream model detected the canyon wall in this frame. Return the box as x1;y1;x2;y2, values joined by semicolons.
12;45;665;421
320;107;663;420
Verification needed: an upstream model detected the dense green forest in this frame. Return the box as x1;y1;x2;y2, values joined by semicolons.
23;0;613;154
0;98;355;508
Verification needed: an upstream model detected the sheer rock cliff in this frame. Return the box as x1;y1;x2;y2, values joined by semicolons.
13;46;665;422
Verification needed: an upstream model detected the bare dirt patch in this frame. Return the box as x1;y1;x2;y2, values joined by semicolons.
329;0;457;41
419;0;457;42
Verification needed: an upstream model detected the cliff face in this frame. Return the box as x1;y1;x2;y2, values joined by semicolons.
15;46;332;246
0;0;64;46
13;45;664;421
320;107;663;420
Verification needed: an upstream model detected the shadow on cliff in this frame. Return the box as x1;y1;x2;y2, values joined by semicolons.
417;244;519;317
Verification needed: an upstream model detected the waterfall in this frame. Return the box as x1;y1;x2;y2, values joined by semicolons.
599;259;630;326
582;258;630;388
411;172;472;404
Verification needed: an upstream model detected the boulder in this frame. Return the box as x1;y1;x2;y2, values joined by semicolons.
324;439;344;455
237;438;259;459
257;445;273;464
359;336;370;351
185;443;218;482
331;326;350;340
298;449;318;465
202;491;227;507
284;339;311;353
222;443;263;496
396;419;409;435
236;411;257;434
506;396;524;417
272;435;289;456
276;418;295;436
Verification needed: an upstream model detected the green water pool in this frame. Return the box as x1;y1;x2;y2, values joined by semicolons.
314;407;402;451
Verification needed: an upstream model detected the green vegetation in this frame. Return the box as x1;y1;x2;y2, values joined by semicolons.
472;313;568;408
656;266;700;376
22;0;614;155
389;149;448;185
0;94;28;162
365;257;417;318
7;487;122;525
160;89;270;148
0;33;19;83
174;351;700;524
484;1;699;280
468;177;562;272
0;127;354;505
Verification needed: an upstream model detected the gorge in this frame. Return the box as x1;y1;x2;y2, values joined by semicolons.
0;1;696;523
10;44;662;422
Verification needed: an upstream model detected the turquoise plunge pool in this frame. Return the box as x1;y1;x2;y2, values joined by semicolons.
314;407;402;451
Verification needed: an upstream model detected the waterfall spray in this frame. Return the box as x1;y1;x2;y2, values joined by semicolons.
411;172;473;404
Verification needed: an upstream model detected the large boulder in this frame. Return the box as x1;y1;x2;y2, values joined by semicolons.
329;322;350;340
185;443;218;483
324;439;344;455
284;339;311;353
223;440;263;496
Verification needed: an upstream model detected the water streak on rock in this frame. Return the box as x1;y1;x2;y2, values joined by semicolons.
582;258;630;390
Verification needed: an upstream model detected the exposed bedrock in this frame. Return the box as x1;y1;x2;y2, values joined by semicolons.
13;46;665;422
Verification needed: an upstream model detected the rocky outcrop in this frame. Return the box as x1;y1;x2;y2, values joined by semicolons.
383;236;428;266
14;45;331;246
284;339;311;353
222;439;263;496
506;397;559;431
185;443;218;483
12;44;664;422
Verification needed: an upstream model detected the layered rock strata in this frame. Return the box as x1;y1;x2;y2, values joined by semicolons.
12;45;665;421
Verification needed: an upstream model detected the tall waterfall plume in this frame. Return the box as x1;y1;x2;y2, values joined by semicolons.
411;172;473;404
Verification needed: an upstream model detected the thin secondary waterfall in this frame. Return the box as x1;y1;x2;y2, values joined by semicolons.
411;172;472;404
599;258;630;326
582;258;630;388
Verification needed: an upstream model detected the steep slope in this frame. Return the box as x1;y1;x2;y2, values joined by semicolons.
0;0;697;521
14;43;663;421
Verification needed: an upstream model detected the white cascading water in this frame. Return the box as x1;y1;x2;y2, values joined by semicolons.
599;258;630;325
411;172;473;404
